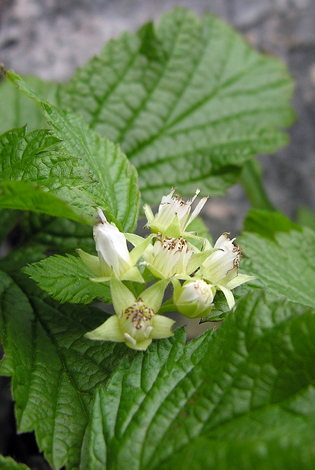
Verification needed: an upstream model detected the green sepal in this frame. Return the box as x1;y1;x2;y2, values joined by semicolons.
141;278;171;313
110;272;136;315
85;315;124;342
77;249;102;276
164;215;181;238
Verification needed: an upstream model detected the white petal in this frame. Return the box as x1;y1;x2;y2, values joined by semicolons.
186;195;208;229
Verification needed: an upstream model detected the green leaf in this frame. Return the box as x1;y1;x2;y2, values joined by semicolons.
82;290;315;470
0;126;96;223
24;254;111;304
0;269;134;470
1;68;140;232
0;456;31;470
243;209;302;240
0;127;85;189
239;211;315;308
57;8;295;203
43;104;140;232
0;180;90;223
0;74;56;134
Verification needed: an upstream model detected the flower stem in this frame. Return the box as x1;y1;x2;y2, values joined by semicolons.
240;160;276;212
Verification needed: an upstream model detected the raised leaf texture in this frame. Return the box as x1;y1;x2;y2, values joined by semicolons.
83;290;315;470
0;268;134;470
57;8;295;203
239;211;315;308
24;254;111;304
0;126;95;223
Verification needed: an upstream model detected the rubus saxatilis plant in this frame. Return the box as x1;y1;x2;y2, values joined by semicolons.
1;7;315;470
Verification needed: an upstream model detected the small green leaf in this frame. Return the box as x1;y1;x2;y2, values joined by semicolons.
83;290;315;470
239;211;315;308
0;180;90;223
24;254;111;304
0;455;31;470
57;8;295;204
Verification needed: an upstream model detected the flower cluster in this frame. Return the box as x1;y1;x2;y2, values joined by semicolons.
83;189;253;350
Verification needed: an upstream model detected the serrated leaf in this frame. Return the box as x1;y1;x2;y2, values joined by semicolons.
0;269;134;470
1;68;140;232
0;74;56;135
57;8;295;203
42;104;139;232
24;254;111;304
0;127;85;189
0;455;31;470
0;126;96;223
83;290;315;470
0;180;90;223
239;211;315;308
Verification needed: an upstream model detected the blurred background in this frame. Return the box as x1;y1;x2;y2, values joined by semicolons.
0;0;315;468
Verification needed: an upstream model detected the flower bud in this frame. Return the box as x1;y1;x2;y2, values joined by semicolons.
173;279;215;318
93;208;133;278
78;208;149;283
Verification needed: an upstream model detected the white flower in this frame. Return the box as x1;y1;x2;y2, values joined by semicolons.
143;188;208;238
173;278;215;318
78;208;151;283
202;233;242;285
143;234;210;280
147;235;192;278
199;233;254;309
85;274;174;350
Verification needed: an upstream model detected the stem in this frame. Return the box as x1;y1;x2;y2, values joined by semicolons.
240;160;276;212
